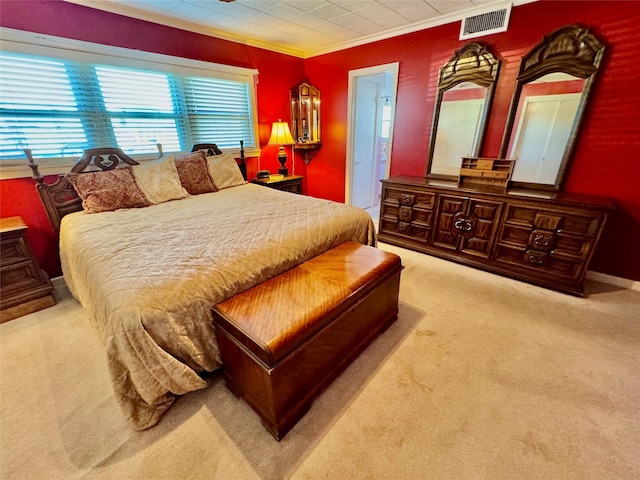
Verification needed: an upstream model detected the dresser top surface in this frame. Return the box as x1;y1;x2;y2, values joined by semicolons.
252;175;303;185
0;216;27;234
382;176;616;209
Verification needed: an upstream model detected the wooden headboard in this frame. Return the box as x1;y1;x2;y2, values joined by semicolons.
26;141;247;235
25;148;139;235
191;140;247;180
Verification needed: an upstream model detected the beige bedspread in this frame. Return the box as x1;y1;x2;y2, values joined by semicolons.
60;183;376;430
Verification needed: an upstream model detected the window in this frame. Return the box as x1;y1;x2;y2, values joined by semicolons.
381;98;392;139
0;28;259;173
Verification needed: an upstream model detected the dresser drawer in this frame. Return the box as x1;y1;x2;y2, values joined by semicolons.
380;186;435;244
0;261;46;297
503;205;602;238
382;187;435;210
1;236;31;267
495;243;586;281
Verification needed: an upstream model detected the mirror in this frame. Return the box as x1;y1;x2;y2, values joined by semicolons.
426;43;500;180
499;25;605;191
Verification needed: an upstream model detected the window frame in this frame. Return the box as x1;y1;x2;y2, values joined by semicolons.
0;27;260;180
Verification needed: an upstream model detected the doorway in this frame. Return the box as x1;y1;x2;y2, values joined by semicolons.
346;63;399;220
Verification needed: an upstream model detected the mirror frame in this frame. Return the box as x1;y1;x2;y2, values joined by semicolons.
426;43;500;180
499;24;606;191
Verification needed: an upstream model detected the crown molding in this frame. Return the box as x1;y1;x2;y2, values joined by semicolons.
64;0;537;60
62;0;305;57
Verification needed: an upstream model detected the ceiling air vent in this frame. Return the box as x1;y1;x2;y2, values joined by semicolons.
459;3;511;40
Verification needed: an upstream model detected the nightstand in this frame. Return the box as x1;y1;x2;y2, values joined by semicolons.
251;175;303;194
1;217;56;322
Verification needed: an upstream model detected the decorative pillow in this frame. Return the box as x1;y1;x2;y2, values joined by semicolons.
174;151;217;195
67;167;150;214
206;152;246;189
132;157;189;205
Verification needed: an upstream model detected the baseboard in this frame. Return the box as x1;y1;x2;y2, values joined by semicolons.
586;271;640;292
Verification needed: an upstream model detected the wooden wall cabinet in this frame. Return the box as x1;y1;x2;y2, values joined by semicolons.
290;82;321;164
378;177;614;296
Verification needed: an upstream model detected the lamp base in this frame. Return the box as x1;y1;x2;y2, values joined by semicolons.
277;147;289;177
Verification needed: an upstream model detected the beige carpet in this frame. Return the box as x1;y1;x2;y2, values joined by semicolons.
1;243;639;480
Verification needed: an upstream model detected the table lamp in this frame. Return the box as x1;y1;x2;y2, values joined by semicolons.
268;119;295;176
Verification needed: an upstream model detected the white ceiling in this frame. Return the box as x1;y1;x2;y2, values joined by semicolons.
65;0;527;58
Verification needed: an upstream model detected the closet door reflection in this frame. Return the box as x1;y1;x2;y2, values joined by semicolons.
508;73;585;184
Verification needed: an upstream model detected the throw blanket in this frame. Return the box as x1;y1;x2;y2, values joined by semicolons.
60;184;375;430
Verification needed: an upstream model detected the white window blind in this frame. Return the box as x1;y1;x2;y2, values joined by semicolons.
95;66;182;154
0;29;258;164
0;54;89;158
184;77;255;148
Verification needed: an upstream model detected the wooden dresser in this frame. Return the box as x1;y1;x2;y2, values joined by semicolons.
1;217;56;322
378;176;615;296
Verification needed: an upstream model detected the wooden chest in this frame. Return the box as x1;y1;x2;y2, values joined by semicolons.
212;241;402;440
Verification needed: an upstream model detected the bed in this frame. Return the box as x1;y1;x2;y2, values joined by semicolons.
26;146;376;430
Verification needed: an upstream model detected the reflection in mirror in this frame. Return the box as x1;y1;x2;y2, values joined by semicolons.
426;43;500;180
508;73;585;184
430;82;488;176
500;25;605;191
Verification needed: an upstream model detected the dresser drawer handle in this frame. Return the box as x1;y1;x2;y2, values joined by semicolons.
399;207;412;221
533;233;551;247
400;194;415;206
454;218;473;232
525;251;546;265
398;221;410;233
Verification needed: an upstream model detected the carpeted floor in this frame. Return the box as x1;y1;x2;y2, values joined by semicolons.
1;243;639;480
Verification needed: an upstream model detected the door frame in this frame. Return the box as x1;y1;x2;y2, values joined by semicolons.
345;62;399;206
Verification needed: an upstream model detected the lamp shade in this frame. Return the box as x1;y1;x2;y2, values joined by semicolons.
268;120;295;146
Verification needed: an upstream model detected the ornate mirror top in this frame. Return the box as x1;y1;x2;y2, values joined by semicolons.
438;43;500;90
518;24;605;82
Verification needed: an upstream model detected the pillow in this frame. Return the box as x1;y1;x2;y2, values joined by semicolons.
206;152;246;189
132;157;189;205
174;151;217;195
67;167;150;214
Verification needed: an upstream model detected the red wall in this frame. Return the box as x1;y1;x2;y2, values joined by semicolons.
1;0;639;282
304;0;640;282
0;0;305;278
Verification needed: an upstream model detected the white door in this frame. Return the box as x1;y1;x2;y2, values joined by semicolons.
352;77;380;208
346;63;399;208
510;93;581;184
